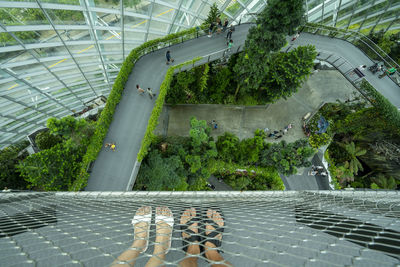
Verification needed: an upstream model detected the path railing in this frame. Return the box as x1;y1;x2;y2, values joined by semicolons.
302;23;400;87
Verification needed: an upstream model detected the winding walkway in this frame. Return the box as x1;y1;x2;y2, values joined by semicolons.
86;24;400;191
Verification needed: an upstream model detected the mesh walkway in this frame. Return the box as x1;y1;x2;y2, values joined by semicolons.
1;191;400;266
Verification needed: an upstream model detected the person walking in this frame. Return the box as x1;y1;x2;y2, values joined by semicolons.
291;32;300;42
147;87;156;99
223;18;228;32
216;17;222;34
227;39;234;52
226;25;234;40
166;50;174;65
208;22;215;37
136;84;144;95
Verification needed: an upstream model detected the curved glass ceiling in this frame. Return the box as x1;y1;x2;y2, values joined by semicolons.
1;0;399;147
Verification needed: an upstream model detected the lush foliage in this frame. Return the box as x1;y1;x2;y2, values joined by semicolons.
136;150;188;191
203;3;220;28
18;141;84;191
35;131;62;150
212;161;284;190
167;45;316;105
0;141;29;190
234;0;307;100
260;139;315;175
135;117;217;191
314;100;400;189
359;80;400;129
309;132;331;149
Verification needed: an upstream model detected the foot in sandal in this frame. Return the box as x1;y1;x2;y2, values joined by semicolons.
203;209;232;266
131;206;152;252
153;206;174;255
181;207;201;255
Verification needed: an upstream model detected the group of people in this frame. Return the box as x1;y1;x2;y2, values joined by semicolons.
308;165;328;176
208;17;229;37
136;84;156;99
207;17;235;53
112;206;231;267
265;123;293;140
105;142;116;151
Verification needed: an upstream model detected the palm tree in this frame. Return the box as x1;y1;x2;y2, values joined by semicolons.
340;141;367;175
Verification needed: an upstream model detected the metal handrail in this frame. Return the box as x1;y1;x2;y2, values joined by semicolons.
302;23;400;70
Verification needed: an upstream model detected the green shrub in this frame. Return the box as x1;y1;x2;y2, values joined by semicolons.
309;132;331;149
35;131;62;150
359;80;400;129
210;160;284;190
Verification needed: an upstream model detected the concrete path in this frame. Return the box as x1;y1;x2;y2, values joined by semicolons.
86;24;253;191
281;154;331;190
208;175;233;191
86;24;400;191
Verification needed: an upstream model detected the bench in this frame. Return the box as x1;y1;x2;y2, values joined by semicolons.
353;67;365;78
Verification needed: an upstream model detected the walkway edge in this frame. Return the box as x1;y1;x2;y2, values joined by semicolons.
126;160;141;191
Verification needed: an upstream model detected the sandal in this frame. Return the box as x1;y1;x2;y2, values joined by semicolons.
155;206;174;254
201;208;224;254
131;206;152;253
180;208;201;253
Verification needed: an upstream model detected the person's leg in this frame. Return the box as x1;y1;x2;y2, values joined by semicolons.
204;209;232;267
145;207;173;267
112;206;151;267
179;208;200;267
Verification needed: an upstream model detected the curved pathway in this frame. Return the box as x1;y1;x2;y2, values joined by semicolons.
86;24;400;191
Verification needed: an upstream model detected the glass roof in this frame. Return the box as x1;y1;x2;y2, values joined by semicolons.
0;0;399;147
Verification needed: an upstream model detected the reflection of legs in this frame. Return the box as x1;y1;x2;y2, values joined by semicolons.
145;207;173;267
112;206;151;267
204;209;232;267
179;208;200;267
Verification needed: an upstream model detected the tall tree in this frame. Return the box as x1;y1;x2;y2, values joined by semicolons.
234;0;307;101
340;142;367;175
137;150;187;191
185;117;217;189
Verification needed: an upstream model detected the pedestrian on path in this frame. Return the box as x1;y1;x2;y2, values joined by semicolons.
216;17;222;34
147;87;156;99
226;25;234;40
208;22;215;37
136;84;144;95
227;39;234;52
110;142;116;152
291;32;300;42
166;50;174;65
223;18;228;32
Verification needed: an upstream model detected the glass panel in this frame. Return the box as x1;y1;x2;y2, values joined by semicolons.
149;19;169;33
40;0;80;5
94;0;120;9
96;11;121;29
0;32;19;47
59;29;91;42
124;0;152;14
0;8;48;26
46;8;86;25
124;15;149;31
225;1;242;17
